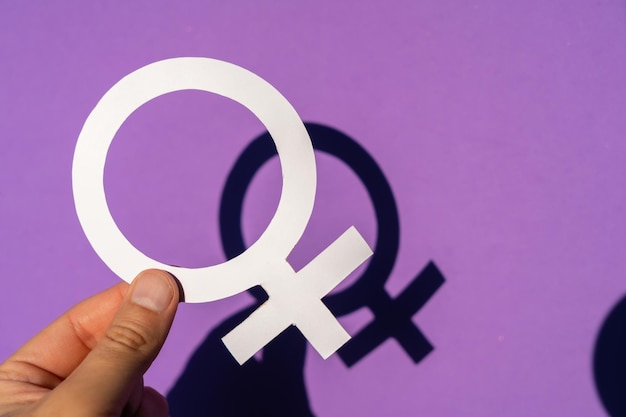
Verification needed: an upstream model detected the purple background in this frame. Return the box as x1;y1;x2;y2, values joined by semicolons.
2;1;626;415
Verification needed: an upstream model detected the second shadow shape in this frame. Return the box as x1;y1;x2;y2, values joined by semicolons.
168;123;445;416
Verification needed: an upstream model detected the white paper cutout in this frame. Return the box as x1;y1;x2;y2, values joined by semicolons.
72;57;373;364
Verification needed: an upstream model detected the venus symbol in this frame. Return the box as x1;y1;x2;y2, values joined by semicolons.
71;57;373;364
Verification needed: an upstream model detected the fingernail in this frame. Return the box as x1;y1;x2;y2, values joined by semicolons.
131;271;174;312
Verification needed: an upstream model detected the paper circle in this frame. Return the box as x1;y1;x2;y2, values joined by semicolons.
72;57;316;302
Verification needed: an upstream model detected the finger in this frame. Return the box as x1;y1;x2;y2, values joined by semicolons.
0;282;128;387
122;377;145;417
136;386;169;417
39;269;179;417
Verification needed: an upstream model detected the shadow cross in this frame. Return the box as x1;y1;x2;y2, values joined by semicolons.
168;123;445;416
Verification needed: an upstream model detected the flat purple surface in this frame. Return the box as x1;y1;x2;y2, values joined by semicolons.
2;1;626;415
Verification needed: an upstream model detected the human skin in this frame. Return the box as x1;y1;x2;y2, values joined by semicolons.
0;269;179;417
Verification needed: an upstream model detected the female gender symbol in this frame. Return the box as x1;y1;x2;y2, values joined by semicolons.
72;57;373;364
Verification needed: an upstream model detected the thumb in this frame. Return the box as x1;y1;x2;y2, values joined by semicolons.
40;269;180;417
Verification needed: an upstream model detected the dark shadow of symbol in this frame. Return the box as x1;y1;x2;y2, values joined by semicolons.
594;295;626;417
167;123;445;416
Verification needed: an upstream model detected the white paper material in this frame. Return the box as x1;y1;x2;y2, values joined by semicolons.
72;57;373;364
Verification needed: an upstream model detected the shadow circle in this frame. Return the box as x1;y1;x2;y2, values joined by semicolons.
219;122;400;315
594;294;626;417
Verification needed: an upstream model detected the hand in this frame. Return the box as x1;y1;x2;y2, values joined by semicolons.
0;269;180;417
